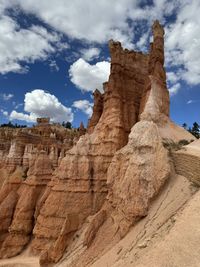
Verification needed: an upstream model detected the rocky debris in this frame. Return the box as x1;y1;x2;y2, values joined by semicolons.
83;210;107;247
39;214;79;265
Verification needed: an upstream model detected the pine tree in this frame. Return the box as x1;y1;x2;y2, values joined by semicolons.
191;122;200;138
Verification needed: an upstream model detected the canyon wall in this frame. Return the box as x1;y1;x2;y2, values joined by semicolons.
0;20;195;267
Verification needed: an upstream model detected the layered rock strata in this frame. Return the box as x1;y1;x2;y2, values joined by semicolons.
0;122;82;176
0;20;195;266
0;122;83;258
172;140;200;186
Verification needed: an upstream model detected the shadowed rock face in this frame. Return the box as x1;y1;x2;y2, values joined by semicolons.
0;21;194;266
87;89;104;133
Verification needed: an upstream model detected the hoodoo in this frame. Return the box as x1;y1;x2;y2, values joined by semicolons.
0;21;197;267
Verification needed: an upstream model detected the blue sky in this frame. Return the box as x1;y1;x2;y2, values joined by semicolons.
0;0;199;128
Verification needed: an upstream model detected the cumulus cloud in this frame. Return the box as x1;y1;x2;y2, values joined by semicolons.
0;4;68;74
69;58;110;92
73;100;93;117
9;89;73;123
166;71;181;97
1;0;200;98
10;110;35;122
165;0;200;85
13;0;137;48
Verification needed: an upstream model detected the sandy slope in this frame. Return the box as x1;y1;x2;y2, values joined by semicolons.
0;256;39;267
185;139;200;156
0;173;198;267
117;189;200;267
91;174;197;267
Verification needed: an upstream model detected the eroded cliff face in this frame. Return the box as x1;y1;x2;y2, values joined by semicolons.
0;20;195;266
0;123;84;258
0;123;83;175
30;33;151;264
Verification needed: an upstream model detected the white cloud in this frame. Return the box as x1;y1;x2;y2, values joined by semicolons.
1;93;14;101
129;0;180;23
166;72;179;84
73;100;93;117
165;0;200;85
3;111;8;116
0;6;67;74
187;99;199;104
69;58;110;92
9;89;73;123
1;0;200;97
81;48;101;61
168;83;181;96
14;0;137;48
10;110;36;122
136;32;149;50
0;109;8;117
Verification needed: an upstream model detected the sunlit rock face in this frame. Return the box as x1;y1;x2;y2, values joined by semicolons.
0;20;194;266
30;29;152;265
0;122;83;258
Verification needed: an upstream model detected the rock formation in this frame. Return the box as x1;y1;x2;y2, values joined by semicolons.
0;121;83;258
87;89;104;133
0;20;196;267
0;120;82;176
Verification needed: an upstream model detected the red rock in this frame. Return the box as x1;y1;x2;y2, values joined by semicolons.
0;21;195;265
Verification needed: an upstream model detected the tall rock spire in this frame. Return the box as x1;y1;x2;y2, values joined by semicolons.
148;20;166;83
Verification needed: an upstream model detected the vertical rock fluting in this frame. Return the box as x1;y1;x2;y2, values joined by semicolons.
0;21;194;265
0;124;81;258
28;39;149;265
0;151;54;258
63;22;192;267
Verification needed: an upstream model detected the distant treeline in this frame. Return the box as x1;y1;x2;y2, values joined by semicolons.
0;121;73;129
61;121;72;129
182;122;200;139
0;121;27;128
